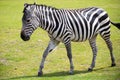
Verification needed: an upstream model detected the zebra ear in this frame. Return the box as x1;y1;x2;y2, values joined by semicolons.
24;3;28;7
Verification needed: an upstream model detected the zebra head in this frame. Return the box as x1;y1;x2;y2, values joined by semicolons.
21;3;40;41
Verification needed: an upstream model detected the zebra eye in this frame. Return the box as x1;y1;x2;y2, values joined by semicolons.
26;19;30;22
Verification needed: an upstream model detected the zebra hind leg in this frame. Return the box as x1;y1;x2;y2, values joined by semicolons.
88;35;98;71
101;35;116;67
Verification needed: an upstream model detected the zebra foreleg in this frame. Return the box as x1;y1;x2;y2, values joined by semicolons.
88;37;97;71
38;40;60;76
65;42;74;74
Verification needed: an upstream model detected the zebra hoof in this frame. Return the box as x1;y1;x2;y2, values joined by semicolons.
111;63;116;67
38;71;43;76
88;68;93;72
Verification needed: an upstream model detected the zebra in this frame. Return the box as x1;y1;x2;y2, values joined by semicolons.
20;3;120;76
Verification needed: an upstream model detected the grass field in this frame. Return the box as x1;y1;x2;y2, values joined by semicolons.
0;0;120;80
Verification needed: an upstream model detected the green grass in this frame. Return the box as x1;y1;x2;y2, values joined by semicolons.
0;0;120;80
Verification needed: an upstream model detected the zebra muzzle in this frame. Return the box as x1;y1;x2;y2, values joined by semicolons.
20;31;30;41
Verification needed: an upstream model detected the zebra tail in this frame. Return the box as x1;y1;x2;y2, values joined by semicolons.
111;21;120;29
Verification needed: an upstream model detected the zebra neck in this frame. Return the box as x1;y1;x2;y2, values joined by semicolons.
40;8;58;34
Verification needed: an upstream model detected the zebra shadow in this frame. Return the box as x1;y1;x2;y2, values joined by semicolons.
5;70;88;80
43;70;88;77
6;66;111;80
42;66;111;77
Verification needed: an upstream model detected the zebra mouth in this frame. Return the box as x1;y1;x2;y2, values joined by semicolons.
20;31;30;41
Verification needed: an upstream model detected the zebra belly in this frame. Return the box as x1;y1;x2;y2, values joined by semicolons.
71;36;88;42
70;32;97;42
71;36;95;42
66;26;90;42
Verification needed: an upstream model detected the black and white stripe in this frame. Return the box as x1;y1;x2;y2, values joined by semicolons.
21;3;120;76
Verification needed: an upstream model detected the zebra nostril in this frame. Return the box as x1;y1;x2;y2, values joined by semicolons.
20;31;30;41
25;35;30;41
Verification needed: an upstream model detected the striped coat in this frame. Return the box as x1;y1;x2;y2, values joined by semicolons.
21;3;120;76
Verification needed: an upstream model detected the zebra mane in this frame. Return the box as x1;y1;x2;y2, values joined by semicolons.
23;3;58;13
37;4;58;10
